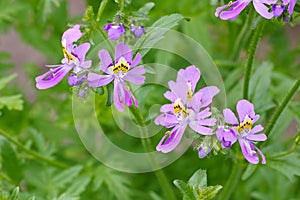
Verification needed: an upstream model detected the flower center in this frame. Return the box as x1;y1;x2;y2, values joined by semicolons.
187;81;193;102
237;115;253;134
111;57;130;77
61;39;79;64
173;99;189;120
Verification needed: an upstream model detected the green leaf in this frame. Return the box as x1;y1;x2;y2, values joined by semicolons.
188;169;207;189
60;175;91;197
0;95;23;110
133;2;155;21
93;166;131;200
242;164;257;181
37;0;60;23
173;180;196;200
52;166;83;190
268;153;300;182
0;74;17;90
8;187;19;200
134;13;184;56
0;0;26;23
197;185;223;200
0;139;23;183
106;84;113;107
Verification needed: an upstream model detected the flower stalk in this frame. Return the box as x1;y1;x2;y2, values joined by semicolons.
129;107;177;200
243;18;265;99
0;129;68;169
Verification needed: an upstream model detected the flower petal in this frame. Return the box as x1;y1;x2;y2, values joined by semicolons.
247;133;267;141
177;65;200;91
115;42;132;64
251;124;264;134
164;91;176;102
156;125;186;153
238;139;259;164
223;108;239;125
253;145;266;164
114;80;125;112
189;86;219;111
189;122;214;135
253;1;274;19
62;24;82;46
98;49;113;74
236;99;256;123
198;118;216;126
87;73;114;87
74;43;90;63
36;65;72;90
288;0;297;15
131;53;142;68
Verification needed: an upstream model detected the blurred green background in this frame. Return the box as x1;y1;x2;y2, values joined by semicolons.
0;0;300;199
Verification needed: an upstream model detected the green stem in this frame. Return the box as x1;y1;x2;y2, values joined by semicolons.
231;9;254;61
270;143;299;159
265;78;300;136
243;19;265;99
0;129;68;169
119;0;125;12
96;26;115;54
129;106;177;200
218;163;244;200
96;0;109;22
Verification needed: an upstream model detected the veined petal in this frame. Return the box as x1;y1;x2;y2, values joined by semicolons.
189;86;219;111
219;1;251;20
168;80;188;104
223;108;239;125
160;104;173;113
156;125;187;153
36;65;72;90
123;87;138;108
247;133;267;141
98;50;113;74
115;42;132;64
198;118;216;126
87;73;114;87
127;65;145;75
253;0;274;19
238;139;259;164
155;113;179;128
236;99;256;122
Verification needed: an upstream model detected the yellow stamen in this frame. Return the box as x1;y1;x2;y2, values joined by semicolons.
237;116;252;133
112;58;130;74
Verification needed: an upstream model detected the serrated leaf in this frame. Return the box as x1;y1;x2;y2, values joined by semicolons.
52;166;83;190
93;166;131;200
197;185;223;200
61;175;91;197
0;140;23;183
268;153;300;182
173;180;196;200
0;74;17;90
188;169;207;189
134;13;184;56
8;187;19;200
0;95;23;110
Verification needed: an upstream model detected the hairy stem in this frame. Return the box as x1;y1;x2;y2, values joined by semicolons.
218;163;244;200
0;129;68;169
231;9;254;61
243;19;265;99
265;78;300;136
96;0;109;22
129;106;177;200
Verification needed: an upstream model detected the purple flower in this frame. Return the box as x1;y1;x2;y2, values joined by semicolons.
104;23;125;40
130;24;145;38
154;66;220;153
272;4;285;17
216;127;237;148
35;25;91;89
221;99;267;164
215;0;277;20
272;0;297;17
87;42;145;112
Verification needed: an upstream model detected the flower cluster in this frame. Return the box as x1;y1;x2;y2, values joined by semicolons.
154;66;267;164
215;0;297;21
104;22;145;40
35;25;91;90
155;66;219;153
